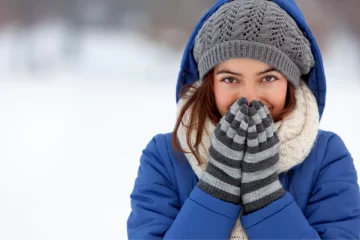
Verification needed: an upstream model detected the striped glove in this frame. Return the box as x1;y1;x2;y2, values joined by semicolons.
241;100;285;214
198;98;249;204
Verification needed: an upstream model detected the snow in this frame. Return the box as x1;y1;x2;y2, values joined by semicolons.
0;76;176;239
0;28;358;240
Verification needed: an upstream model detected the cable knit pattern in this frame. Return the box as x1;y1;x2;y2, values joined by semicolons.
176;80;319;239
193;0;315;87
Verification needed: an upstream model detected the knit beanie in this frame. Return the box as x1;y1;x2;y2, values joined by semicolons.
193;0;315;87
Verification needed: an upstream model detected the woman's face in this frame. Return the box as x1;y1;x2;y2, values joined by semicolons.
213;58;288;118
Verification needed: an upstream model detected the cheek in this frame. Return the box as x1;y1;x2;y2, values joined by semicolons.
269;83;288;116
213;85;238;116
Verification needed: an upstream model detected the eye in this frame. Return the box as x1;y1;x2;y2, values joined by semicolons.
221;77;238;84
262;75;278;83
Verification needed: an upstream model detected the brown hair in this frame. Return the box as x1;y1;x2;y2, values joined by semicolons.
172;70;297;164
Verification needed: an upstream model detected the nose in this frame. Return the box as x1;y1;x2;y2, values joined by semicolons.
241;85;258;104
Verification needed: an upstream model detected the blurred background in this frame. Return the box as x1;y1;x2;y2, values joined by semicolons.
0;0;359;239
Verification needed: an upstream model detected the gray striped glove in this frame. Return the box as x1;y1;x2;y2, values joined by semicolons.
241;100;285;214
198;98;249;204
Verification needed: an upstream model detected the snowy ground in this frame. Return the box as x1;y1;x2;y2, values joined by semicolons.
0;29;359;240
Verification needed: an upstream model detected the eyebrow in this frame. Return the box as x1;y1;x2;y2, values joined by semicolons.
215;67;278;76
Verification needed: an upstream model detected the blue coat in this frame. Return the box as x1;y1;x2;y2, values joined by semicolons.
127;131;360;239
127;0;360;238
128;131;360;239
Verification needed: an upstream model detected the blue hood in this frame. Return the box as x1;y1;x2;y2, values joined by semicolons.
176;0;326;118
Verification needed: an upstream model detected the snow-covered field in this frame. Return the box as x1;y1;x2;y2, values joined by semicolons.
0;29;359;240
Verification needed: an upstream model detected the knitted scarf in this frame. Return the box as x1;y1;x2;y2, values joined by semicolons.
176;81;319;239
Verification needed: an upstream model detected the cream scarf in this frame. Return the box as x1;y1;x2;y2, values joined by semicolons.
176;81;319;239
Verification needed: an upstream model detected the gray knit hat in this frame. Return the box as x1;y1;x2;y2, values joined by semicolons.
193;0;315;87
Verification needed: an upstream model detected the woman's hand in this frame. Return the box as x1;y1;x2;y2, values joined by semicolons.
241;100;285;214
198;97;249;204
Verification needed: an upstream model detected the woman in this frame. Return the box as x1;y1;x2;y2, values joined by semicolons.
127;0;360;239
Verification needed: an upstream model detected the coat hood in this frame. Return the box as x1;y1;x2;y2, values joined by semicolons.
175;0;326;118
